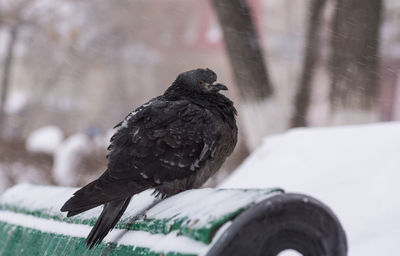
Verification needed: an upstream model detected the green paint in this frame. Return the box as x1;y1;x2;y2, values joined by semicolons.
0;188;284;245
178;207;247;244
0;204;248;245
0;221;196;256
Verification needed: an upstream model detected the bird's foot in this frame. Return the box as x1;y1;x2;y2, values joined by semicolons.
151;190;168;199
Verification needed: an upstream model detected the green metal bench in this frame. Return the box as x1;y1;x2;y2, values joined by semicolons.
0;184;347;256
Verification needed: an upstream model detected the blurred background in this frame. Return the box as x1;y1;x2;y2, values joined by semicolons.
0;0;398;192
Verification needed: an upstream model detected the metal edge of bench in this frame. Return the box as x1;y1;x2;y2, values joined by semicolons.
206;193;348;256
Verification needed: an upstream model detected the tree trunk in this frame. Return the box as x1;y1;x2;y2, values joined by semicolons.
329;0;382;124
0;25;19;136
211;0;273;101
290;0;327;128
212;0;277;150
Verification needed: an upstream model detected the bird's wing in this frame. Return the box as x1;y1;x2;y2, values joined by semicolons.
62;99;218;212
105;99;219;187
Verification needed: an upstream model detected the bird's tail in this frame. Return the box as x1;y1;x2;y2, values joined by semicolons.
86;197;131;248
61;180;110;217
60;171;142;217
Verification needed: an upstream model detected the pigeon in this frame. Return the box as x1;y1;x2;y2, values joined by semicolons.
60;68;238;248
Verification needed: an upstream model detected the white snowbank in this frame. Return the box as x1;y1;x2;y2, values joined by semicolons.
5;91;28;114
221;122;400;256
52;133;91;186
26;126;64;155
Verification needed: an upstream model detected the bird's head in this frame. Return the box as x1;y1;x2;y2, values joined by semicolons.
174;68;228;94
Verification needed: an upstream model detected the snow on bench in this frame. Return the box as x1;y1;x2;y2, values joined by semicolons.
0;183;282;256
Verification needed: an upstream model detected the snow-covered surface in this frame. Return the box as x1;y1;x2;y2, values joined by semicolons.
0;185;207;254
0;211;209;255
143;188;279;227
0;184;280;229
26;126;64;155
52;133;92;186
0;184;155;221
221;122;400;256
0;183;281;254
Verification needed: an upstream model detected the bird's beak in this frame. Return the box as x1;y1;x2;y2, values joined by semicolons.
211;83;228;91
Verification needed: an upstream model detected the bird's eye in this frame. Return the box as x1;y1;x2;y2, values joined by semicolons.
197;80;204;86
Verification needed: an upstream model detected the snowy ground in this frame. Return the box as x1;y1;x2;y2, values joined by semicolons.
221;122;400;256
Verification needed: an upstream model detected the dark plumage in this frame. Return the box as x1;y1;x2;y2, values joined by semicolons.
60;68;238;248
